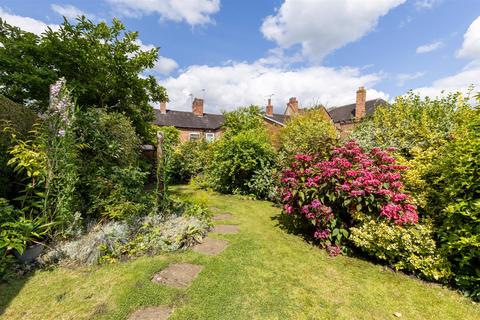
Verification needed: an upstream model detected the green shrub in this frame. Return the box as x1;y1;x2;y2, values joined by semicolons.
208;128;275;194
73;110;147;219
349;92;462;154
169;140;209;184
74;109;141;167
222;105;265;138
350;215;451;281
431;107;480;299
279;108;337;163
246;166;279;201
350;92;472;213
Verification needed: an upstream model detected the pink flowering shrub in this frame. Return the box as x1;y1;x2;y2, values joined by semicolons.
280;140;418;254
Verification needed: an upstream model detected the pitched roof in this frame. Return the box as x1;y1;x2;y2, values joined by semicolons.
263;113;290;126
327;98;388;123
154;109;225;130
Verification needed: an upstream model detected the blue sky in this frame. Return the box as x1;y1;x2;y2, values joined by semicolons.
1;0;480;113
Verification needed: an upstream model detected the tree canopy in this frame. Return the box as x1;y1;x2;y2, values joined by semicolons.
0;17;167;138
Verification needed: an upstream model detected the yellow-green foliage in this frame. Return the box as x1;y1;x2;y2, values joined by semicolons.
279;108;337;162
395;146;438;209
432;106;480;299
350;92;472;212
350;92;463;154
350;216;451;282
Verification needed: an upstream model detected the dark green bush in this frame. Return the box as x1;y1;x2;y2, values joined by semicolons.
73;109;147;219
0;96;37;199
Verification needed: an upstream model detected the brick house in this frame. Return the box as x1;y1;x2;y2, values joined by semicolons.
152;87;386;142
153;96;295;143
154;98;224;143
327;87;388;138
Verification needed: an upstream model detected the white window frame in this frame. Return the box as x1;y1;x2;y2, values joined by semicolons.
189;132;201;141
205;132;215;142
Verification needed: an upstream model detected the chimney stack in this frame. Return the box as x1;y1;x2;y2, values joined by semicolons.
160;101;167;114
192;98;204;117
266;98;274;116
288;97;299;114
355;87;366;120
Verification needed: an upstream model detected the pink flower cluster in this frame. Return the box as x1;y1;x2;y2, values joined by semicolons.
280;140;418;252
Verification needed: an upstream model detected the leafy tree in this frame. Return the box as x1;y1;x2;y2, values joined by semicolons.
0;17;167;138
221;105;265;137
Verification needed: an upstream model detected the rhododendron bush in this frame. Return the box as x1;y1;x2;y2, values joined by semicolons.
280;140;418;255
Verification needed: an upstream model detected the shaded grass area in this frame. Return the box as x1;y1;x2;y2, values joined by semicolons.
1;186;479;319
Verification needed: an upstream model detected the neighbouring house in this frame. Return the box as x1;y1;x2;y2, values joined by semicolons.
154;98;224;143
152;87;386;143
153;96;294;143
327;87;388;137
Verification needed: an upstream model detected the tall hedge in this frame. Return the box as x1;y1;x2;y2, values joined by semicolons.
0;95;37;198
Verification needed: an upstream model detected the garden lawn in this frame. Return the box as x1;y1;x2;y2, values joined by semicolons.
1;186;479;320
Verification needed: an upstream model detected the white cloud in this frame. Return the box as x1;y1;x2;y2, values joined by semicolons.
413;64;478;97
414;16;480;97
0;7;59;35
153;56;179;74
414;0;440;10
106;0;220;26
416;40;443;54
396;72;424;87
260;0;405;62
457;16;480;59
135;40;178;75
160;61;388;113
51;4;95;20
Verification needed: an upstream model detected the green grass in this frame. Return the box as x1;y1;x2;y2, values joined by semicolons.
1;186;479;319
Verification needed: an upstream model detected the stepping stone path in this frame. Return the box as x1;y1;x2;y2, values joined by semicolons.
212;213;234;221
142;208;238;318
128;306;172;320
152;263;203;289
192;237;229;256
212;224;239;234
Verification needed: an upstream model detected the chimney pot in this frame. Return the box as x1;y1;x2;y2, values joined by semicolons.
356;87;366;120
266;98;274;116
287;97;299;114
192;98;204;117
160;101;167;114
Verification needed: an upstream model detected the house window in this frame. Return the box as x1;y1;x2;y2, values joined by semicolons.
205;132;215;143
189;132;201;141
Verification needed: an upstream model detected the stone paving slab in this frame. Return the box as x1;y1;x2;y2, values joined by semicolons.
212;224;239;234
128;306;172;320
192;237;229;256
152;263;203;289
212;213;234;221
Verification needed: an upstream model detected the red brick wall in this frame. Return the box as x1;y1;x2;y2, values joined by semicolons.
178;128;223;142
